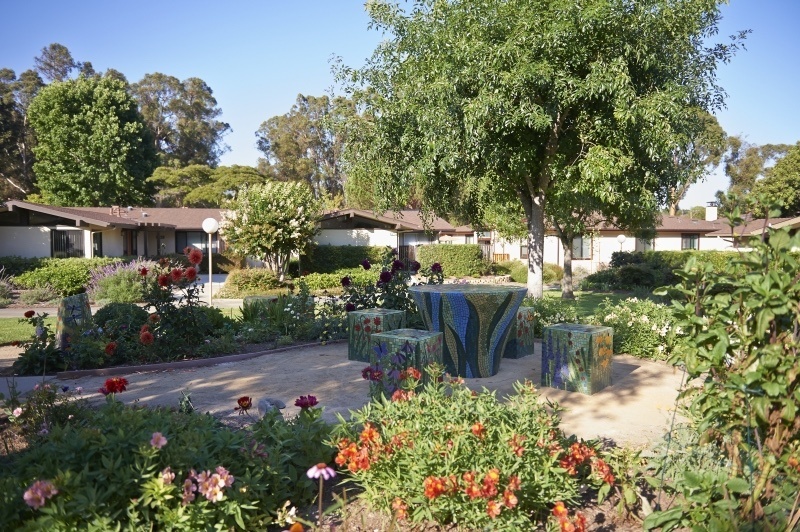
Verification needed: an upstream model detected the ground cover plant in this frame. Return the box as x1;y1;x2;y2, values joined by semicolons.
331;372;619;530
0;381;335;530
591;297;672;360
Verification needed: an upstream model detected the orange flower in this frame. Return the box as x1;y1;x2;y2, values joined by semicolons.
288;522;304;532
509;434;527;457
462;471;476;483
360;423;379;444
140;331;154;345
423;476;447;499
503;489;518;508
391;497;408;520
464;482;482;499
391;389;414;402
486;500;502;519
401;367;422;381
552;501;569;520
471;422;486;438
507;475;521;491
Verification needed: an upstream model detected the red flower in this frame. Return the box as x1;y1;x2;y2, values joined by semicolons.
503;489;518;508
400;367;422;381
104;377;128;394
471;422;486;438
170;268;183;282
391;389;414;402
24;310;35;319
105;342;117;356
552;501;569;520
431;262;442;273
345;303;356;312
139;266;148;276
295;395;319;409
184;266;197;282
157;274;170;287
423;476;447;499
140;324;150;333
464;482;482;499
187;248;203;265
341;276;351;288
235;396;252;414
486;500;502;519
140;331;154;345
148;313;160;323
373;317;381;325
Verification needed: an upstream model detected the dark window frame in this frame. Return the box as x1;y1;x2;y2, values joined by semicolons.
572;235;592;260
681;233;700;250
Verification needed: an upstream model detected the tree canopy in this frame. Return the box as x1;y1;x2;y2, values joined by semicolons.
27;76;158;206
715;137;789;215
750;141;800;217
342;0;741;296
255;94;352;202
132;73;231;168
221;181;320;280
148;164;267;207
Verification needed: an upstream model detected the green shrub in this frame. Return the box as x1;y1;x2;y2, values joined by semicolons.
11;311;63;375
590;297;671;359
543;262;564;284
646;227;800;530
219;268;282;297
521;296;579;337
0;256;45;276
18;286;60;305
494;260;528;283
416;244;489;278
15;258;119;296
0;267;14;304
301;268;379;291
0;398;334;530
87;260;152;304
302;244;388;274
93;302;149;330
331;378;616;529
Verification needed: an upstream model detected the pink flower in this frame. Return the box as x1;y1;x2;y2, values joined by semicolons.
181;477;197;506
150;432;168;449
161;467;175;485
307;463;336;480
23;480;58;509
12;407;22;417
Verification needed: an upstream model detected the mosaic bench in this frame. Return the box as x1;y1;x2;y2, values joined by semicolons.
347;308;406;362
504;305;536;359
370;328;443;386
542;324;613;395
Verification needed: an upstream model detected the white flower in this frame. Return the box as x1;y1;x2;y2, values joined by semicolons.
12;407;22;417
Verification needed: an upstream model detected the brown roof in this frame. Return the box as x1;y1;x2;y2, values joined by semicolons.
5;201;226;230
320;208;474;233
705;217;796;237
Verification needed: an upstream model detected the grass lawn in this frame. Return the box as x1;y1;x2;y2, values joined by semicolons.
0;316;56;346
543;289;629;319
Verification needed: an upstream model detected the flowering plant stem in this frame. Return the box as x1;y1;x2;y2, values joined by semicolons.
317;476;324;526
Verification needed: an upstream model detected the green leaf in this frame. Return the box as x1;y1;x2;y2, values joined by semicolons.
644;507;684;530
725;477;750;494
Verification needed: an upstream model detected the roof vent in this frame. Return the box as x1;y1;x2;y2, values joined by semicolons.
142;212;148;218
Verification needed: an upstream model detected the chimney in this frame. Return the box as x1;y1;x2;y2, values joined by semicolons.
705;201;718;222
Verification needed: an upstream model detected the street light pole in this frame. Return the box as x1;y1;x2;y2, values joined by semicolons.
202;217;219;307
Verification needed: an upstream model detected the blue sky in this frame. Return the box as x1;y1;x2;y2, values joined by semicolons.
2;1;797;209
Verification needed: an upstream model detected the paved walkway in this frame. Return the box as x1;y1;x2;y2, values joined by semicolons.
1;341;686;448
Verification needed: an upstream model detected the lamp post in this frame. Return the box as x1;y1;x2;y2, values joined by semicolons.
616;234;626;252
202;217;219;307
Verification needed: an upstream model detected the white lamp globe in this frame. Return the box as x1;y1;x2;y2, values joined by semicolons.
616;234;626;244
202;217;219;234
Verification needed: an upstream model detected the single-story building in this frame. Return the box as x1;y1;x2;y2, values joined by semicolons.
6;201;783;274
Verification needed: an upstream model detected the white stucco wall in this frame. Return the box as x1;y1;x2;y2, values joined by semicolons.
316;229;397;247
0;227;53;258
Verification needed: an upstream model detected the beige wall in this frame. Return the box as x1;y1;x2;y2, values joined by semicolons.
0;227;53;258
316;228;397;247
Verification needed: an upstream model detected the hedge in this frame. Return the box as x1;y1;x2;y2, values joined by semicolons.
301;268;380;291
14;257;120;296
0;256;47;277
300;245;388;274
416;244;490;278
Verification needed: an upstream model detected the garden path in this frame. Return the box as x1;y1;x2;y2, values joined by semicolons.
3;341;686;448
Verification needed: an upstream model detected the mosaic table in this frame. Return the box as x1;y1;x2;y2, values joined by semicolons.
347;308;406;361
56;293;93;350
542;324;613;395
409;284;527;378
504;305;537;359
370;328;443;386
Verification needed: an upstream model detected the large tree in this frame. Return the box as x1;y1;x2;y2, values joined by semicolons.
750;141;800;217
220;181;320;280
0;68;44;199
342;0;741;297
132;73;230;168
27;76;158;206
715;137;789;215
148;164;267;207
255;94;352;200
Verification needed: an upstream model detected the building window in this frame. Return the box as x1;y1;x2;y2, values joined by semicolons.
176;231;217;254
635;238;653;252
572;235;592;259
122;229;138;256
465;234;473;245
681;233;699;250
520;245;528;260
51;230;84;258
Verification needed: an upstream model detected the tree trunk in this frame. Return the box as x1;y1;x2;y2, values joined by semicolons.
560;236;575;299
522;193;545;298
